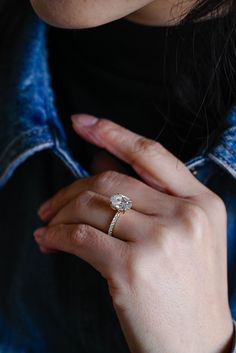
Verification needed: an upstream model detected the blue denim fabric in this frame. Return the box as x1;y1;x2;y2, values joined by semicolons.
1;5;236;352
0;8;89;190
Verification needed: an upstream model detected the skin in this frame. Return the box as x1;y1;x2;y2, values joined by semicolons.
29;0;196;28
34;115;234;353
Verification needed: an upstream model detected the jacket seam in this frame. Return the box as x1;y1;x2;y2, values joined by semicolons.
211;153;236;170
0;127;52;163
0;141;54;188
208;152;236;176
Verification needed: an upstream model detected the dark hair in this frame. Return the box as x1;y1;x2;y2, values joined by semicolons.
172;0;236;154
1;0;236;155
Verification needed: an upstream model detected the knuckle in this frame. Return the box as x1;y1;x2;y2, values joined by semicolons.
95;119;126;143
178;202;208;237
207;192;227;216
95;118;112;132
134;137;163;154
70;224;89;246
131;137;164;165
75;190;94;210
179;201;206;221
95;118;117;139
47;224;63;242
94;170;121;191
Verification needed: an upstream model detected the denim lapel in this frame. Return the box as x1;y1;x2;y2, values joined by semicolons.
0;6;236;188
0;8;88;188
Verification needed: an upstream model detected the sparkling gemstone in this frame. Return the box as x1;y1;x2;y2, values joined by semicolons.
110;194;132;212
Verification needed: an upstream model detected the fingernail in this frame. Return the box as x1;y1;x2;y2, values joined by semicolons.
38;200;51;218
33;227;47;239
71;114;98;127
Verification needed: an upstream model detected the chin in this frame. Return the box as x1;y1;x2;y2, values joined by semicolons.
30;0;125;29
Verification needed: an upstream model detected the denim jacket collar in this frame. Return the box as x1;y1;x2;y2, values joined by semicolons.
0;9;236;188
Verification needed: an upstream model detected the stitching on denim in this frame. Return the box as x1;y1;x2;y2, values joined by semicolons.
216;155;236;171
1;139;53;165
209;152;236;174
0;127;52;163
186;157;206;169
0;127;50;161
0;142;54;186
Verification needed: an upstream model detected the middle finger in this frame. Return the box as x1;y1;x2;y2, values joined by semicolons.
38;171;177;221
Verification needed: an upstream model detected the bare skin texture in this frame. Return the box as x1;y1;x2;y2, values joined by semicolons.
34;115;234;353
29;0;196;28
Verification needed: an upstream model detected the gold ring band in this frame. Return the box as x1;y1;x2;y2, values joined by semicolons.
108;211;122;236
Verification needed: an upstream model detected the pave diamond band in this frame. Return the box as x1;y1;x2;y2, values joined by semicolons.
108;211;122;236
108;194;132;236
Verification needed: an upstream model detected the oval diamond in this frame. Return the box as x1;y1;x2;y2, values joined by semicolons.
110;194;132;212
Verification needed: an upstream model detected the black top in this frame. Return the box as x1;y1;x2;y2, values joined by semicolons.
47;17;224;174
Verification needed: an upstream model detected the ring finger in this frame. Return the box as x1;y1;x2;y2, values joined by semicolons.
48;190;152;241
38;171;177;221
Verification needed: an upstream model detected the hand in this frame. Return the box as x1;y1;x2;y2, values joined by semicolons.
35;114;234;353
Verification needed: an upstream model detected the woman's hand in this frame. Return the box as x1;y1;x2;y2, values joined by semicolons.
34;114;234;353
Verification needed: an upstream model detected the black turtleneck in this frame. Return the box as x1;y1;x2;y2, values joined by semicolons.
47;17;227;174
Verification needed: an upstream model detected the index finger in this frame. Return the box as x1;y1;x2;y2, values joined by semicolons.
72;115;208;197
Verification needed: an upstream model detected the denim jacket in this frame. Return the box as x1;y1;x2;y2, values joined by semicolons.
1;3;236;352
